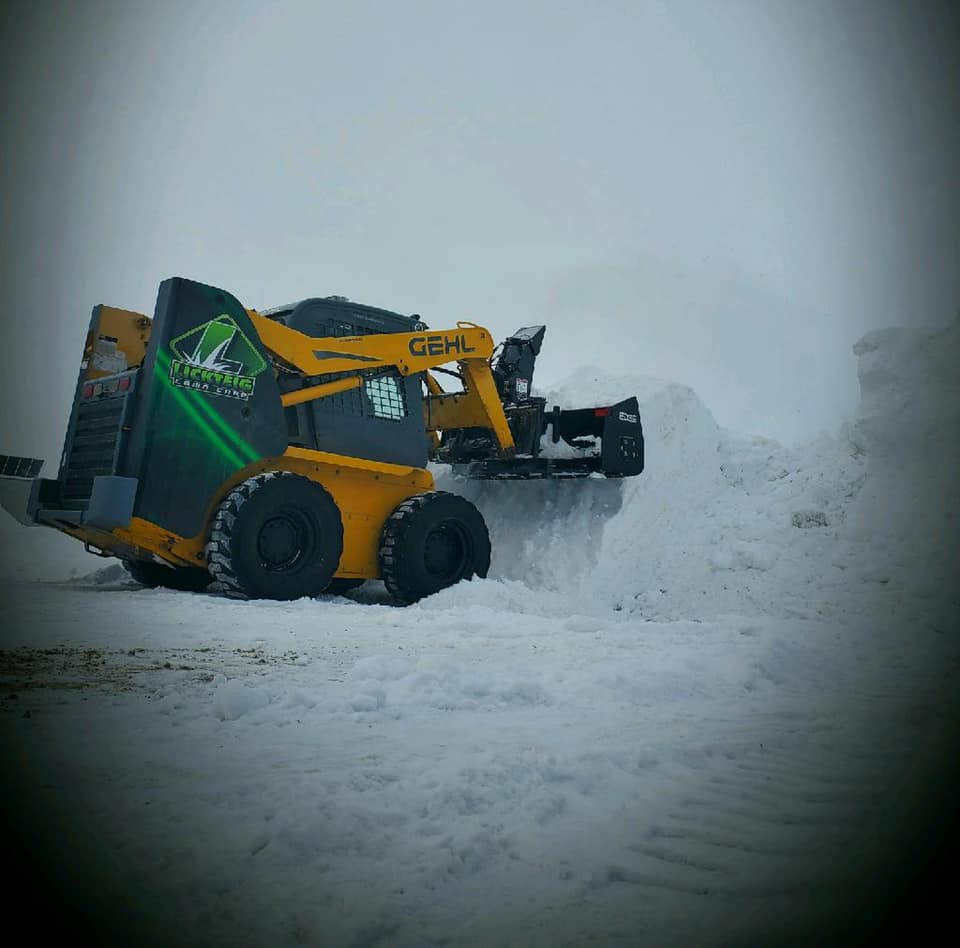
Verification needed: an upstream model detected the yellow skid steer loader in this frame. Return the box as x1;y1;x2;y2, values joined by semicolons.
0;278;643;603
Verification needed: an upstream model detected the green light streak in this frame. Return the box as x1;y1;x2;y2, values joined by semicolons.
155;350;254;468
180;373;260;464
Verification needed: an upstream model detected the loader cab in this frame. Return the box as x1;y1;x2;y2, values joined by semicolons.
263;296;430;469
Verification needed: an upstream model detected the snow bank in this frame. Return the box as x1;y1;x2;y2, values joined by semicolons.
438;376;865;621
843;319;960;597
439;316;960;626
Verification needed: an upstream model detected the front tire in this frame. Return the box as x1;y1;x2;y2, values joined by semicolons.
379;491;490;604
206;472;343;600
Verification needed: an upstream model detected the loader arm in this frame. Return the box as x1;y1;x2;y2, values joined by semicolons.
247;312;516;456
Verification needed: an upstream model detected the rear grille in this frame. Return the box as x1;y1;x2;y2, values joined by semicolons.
62;396;126;507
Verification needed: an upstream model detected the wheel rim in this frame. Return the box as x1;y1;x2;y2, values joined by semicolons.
257;508;317;572
423;519;471;583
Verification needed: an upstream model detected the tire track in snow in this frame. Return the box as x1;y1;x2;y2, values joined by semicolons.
594;716;912;916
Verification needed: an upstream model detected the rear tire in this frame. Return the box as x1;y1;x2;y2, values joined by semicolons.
206;472;343;600
123;559;212;592
379;491;490;604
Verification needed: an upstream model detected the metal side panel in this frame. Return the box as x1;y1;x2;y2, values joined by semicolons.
85;476;139;530
308;372;428;469
123;278;288;539
283;299;429;469
599;398;644;476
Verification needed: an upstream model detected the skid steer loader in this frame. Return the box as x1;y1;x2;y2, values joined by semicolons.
0;278;643;603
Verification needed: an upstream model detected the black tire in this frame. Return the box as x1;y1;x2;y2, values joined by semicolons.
379;491;490;604
205;472;343;600
323;578;366;595
123;559;212;592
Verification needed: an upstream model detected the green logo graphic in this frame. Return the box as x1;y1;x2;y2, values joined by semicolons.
168;315;268;400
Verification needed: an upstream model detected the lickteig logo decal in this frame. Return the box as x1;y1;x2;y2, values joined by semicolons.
168;315;268;400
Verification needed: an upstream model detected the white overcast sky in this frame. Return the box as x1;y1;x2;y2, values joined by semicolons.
2;0;957;458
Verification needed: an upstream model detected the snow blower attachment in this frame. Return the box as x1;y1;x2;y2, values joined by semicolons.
437;325;643;479
0;278;643;604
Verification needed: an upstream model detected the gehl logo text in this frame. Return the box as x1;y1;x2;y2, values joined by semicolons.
407;334;477;358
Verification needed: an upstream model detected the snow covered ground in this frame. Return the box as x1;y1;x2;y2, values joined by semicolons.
2;318;958;946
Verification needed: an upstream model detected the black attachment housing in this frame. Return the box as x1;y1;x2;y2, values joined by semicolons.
492;325;545;404
439;320;643;480
450;396;644;480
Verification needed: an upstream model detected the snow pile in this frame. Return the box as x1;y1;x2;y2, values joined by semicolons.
212;674;272;721
842;320;960;607
440;316;959;627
